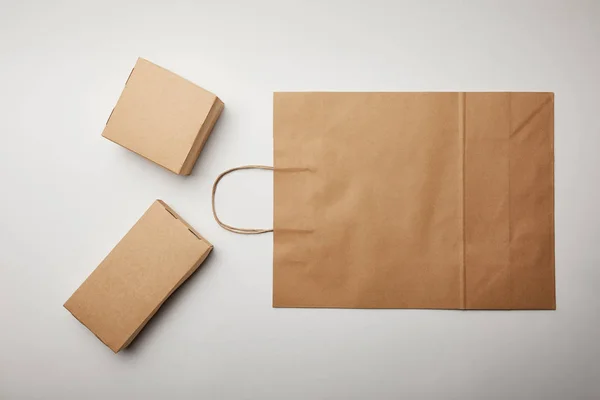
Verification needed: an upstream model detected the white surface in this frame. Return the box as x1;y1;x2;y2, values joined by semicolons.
1;0;599;399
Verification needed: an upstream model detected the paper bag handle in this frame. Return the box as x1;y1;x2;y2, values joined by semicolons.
212;165;274;234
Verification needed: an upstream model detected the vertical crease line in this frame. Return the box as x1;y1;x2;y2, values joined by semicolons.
459;92;466;310
508;93;513;309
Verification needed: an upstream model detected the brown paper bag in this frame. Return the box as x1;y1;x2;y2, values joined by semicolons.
271;92;554;310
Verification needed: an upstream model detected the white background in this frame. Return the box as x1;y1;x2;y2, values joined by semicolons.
1;1;599;399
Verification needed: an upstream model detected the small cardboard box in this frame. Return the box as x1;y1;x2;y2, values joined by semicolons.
64;200;213;352
102;58;224;175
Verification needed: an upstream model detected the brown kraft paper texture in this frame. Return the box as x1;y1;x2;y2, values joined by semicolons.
273;92;554;310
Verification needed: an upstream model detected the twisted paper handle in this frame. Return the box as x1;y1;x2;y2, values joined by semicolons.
211;165;274;234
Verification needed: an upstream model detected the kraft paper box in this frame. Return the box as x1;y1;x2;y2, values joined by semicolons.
102;58;224;175
64;200;213;352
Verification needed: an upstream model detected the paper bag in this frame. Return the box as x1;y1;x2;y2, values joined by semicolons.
273;92;554;309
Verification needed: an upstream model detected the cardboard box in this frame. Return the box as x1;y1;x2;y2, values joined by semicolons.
102;58;224;175
64;200;213;352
